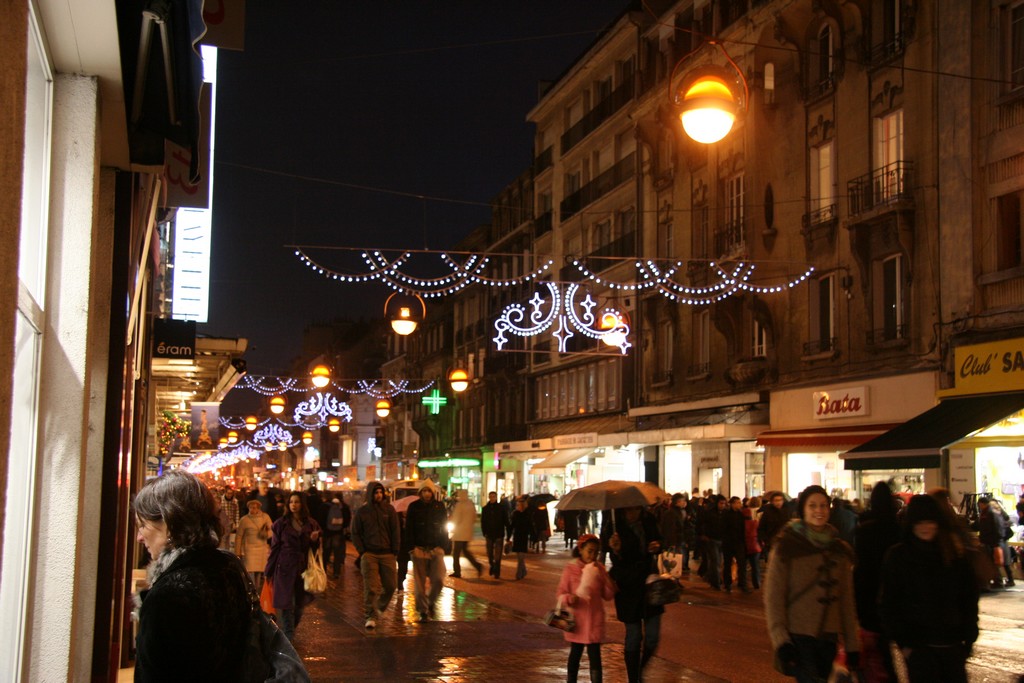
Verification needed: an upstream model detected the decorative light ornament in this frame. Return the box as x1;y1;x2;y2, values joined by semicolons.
218;437;228;448
385;292;426;335
311;364;331;388
269;396;286;415
375;399;392;418
493;282;632;355
678;75;737;144
302;431;313;445
264;442;274;452
448;369;470;393
328;417;341;433
278;441;287;451
245;415;258;431
227;430;239;444
293;392;353;427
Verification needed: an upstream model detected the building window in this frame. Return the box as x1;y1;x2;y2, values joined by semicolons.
752;318;768;358
872;254;905;342
590;220;612;253
808;274;836;354
565;170;581;196
811;140;835;214
656;319;673;382
1011;3;1024;89
874;109;904;200
997;191;1024;271
692;309;710;376
657;219;673;258
818;25;834;84
693;203;708;259
717;174;745;255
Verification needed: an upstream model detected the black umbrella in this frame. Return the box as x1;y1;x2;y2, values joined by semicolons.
529;493;557;508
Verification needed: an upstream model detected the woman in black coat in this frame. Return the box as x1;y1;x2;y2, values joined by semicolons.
510;497;534;579
132;471;251;682
880;495;979;682
605;506;664;683
854;481;902;682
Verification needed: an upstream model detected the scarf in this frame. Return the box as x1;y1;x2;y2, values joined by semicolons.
791;520;835;548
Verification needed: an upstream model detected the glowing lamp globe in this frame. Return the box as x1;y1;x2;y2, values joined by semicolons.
599;311;628;348
375;399;392;418
245;415;258;431
328;417;341;433
218;437;228;449
391;307;418;335
269;396;286;415
679;76;737;144
278;441;287;451
264;442;273;452
449;368;470;393
311;364;331;388
227;430;239;444
301;431;313;445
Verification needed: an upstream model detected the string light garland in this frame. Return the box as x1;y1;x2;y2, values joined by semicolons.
295;248;553;297
295;247;813;305
493;282;632;355
235;374;436;398
157;411;191;458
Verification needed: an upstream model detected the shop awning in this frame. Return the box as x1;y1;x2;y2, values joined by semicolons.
529;448;593;474
756;424;902;448
841;392;1024;470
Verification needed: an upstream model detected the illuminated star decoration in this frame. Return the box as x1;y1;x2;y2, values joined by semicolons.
421;389;448;415
493;282;631;355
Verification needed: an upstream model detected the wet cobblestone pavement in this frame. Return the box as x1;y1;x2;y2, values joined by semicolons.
291;550;722;682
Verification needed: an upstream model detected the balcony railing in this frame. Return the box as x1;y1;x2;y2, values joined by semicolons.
847;160;913;216
686;362;710;378
802;203;837;241
867;32;905;67
586;230;637;263
866;324;908;346
561;78;634;154
560;152;636;220
804;74;835;100
533;146;553;175
652;369;673;386
802;337;838;356
713;217;746;256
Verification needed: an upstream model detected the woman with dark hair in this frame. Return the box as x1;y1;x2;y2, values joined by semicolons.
132;470;251;681
880;495;978;682
266;491;322;641
764;484;860;683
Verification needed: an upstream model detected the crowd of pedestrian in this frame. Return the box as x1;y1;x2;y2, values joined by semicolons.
130;470;1016;683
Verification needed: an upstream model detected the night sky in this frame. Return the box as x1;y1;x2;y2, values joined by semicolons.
200;2;630;373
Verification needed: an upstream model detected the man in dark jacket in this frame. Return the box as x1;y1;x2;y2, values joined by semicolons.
757;491;791;560
854;482;902;681
721;496;747;593
404;482;449;620
975;497;1014;587
350;481;400;629
481;491;511;578
698;496;727;590
324;496;351;579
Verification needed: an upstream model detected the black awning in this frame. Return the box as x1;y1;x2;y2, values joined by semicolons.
841;392;1024;469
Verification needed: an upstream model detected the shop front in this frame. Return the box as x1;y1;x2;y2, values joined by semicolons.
844;339;1024;514
758;372;939;500
415;450;483;506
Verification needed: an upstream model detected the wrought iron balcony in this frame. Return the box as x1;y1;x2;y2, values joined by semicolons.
867;32;905;67
560;78;634;154
802;337;838;356
847;160;913;217
713;217;746;256
585;230;637;263
652;370;673;386
802;204;837;241
560;152;636;220
866;324;908;346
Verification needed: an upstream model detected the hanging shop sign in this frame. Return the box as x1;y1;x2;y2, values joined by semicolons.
153;318;196;360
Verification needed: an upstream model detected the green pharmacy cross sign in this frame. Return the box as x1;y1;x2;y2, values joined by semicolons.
421;389;448;415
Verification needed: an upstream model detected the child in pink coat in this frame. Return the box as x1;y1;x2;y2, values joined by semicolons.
555;533;617;683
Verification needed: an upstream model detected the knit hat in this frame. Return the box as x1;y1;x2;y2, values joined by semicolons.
904;494;942;525
577;533;600;548
797;485;830;518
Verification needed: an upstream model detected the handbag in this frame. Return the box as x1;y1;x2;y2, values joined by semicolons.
658;550;683;579
645;556;682;606
302;547;327;594
543;597;575;632
224;551;311;683
260;580;275;615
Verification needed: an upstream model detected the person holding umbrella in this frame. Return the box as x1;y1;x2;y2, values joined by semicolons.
605;505;665;683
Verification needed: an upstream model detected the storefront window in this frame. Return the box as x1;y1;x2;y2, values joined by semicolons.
664;445;692;495
976;446;1024;517
745;450;765;498
855;470;925;506
786;451;854;498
